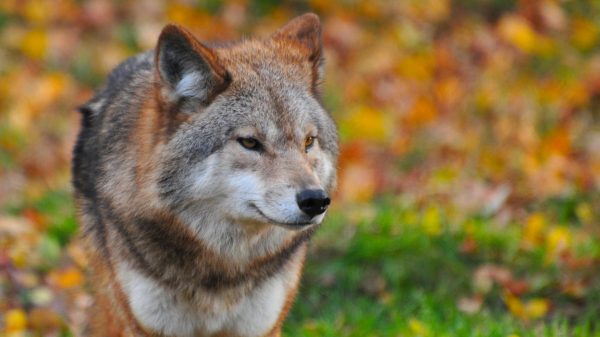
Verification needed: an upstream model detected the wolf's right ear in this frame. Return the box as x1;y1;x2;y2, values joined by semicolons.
155;25;231;105
272;14;324;96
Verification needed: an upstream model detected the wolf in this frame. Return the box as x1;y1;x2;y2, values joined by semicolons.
71;13;338;337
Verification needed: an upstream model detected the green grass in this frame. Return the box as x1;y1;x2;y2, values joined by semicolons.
285;199;600;337
6;190;599;336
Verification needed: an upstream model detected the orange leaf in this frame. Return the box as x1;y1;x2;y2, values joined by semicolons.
338;163;377;203
50;267;84;289
405;96;437;126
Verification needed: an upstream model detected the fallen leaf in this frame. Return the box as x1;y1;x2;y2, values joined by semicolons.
571;17;598;50
546;226;571;263
49;267;84;289
422;206;442;236
20;29;47;60
28;307;62;333
522;212;546;249
4;309;27;332
457;295;483;314
505;293;550;321
342;106;390;142
408;318;430;336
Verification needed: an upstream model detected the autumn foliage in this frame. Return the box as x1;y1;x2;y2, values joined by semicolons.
0;0;599;336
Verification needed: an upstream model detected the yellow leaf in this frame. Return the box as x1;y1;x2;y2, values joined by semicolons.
24;0;49;25
524;298;550;319
4;309;27;332
546;226;571;262
576;202;594;224
20;29;47;60
522;213;546;248
357;1;382;19
343;106;389;142
408;318;430;336
571;18;598;50
475;85;494;110
498;15;537;53
166;3;210;28
407;0;449;23
308;0;335;13
505;294;550;321
9;244;29;269
403;209;420;227
395;53;435;81
504;293;525;319
428;0;450;22
422;206;442;236
562;80;589;107
166;3;195;25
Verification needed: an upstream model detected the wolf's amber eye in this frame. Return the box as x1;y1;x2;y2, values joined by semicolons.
304;136;316;152
238;137;261;151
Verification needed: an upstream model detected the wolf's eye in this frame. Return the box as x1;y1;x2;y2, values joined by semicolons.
304;136;316;152
238;137;262;151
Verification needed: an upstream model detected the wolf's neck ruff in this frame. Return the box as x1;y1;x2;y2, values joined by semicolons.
73;13;338;337
100;196;314;293
91;196;310;337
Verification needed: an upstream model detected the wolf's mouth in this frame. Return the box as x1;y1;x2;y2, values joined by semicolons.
249;203;313;228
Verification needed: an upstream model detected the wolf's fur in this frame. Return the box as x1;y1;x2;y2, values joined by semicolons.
72;13;338;337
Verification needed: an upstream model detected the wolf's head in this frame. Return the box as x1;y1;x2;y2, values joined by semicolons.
150;14;338;237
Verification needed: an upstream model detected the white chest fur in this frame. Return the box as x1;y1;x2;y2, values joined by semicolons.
116;254;302;337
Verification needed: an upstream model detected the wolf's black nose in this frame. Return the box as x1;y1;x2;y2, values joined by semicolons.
296;189;330;218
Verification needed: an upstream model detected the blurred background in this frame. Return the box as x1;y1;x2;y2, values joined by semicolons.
0;0;599;336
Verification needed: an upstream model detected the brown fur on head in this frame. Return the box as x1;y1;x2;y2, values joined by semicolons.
147;13;338;239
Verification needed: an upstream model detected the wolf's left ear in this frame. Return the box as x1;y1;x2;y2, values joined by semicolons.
272;13;324;93
155;24;231;105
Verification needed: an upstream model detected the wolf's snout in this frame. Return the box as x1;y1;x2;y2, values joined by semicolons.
296;189;330;218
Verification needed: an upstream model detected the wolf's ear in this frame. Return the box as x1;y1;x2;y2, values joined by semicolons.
272;13;322;60
155;24;231;105
272;13;324;93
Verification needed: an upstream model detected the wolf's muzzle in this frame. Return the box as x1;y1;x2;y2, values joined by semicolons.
296;189;330;218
